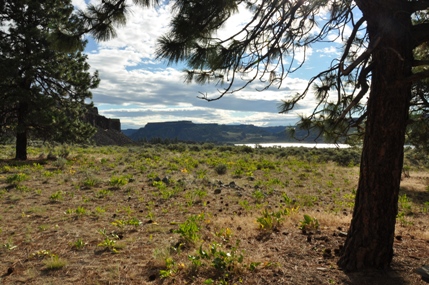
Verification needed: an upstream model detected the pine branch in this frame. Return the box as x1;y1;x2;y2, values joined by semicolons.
410;0;429;12
412;23;429;48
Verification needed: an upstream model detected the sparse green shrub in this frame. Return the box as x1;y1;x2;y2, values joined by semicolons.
81;176;100;188
252;189;265;203
71;238;86;250
298;194;318;207
75;206;87;216
174;214;204;246
43;255;67;270
187;241;244;282
167;143;187;152
53;157;68;169
111;217;142;228
214;163;227;175
422;201;429;213
233;168;244;177
398;194;412;216
256;209;284;230
159;257;177;278
202;143;215;150
299;214;319;232
6;173;27;185
49;191;63;201
97;229;123;253
257;207;298;231
96;189;112;199
189;144;202;151
256;160;276;170
238;145;253;153
58;146;71;158
185;189;207;206
282;192;294;205
109;175;130;187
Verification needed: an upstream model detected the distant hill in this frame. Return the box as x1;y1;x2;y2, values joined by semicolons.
122;129;138;137
125;121;325;144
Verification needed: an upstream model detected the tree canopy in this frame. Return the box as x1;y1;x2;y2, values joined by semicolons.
0;0;100;159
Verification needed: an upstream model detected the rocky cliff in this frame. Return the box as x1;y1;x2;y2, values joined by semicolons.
86;107;121;132
86;107;134;146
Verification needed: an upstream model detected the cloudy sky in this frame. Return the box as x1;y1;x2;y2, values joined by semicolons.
73;0;347;130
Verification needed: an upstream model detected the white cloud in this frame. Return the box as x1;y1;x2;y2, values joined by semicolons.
316;46;341;57
71;0;87;10
83;1;325;129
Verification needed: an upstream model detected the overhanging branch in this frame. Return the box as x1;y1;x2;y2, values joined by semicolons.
413;59;429;67
410;0;429;12
402;69;429;84
340;36;379;76
412;23;429;48
337;62;373;122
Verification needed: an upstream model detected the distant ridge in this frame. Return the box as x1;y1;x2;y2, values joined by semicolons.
126;121;324;144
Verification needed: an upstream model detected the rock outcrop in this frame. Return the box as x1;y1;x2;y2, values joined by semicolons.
86;107;134;146
86;107;121;132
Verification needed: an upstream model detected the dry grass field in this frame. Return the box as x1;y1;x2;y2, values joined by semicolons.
0;144;428;284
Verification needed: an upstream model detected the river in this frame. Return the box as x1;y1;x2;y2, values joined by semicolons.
235;143;351;149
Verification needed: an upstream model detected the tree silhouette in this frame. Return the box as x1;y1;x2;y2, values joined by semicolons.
0;0;99;160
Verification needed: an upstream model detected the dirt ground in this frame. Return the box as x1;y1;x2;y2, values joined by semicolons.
0;145;428;284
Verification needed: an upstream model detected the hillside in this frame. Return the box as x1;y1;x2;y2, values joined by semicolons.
126;121;324;143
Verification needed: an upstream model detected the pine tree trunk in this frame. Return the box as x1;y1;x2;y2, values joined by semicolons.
15;131;27;160
338;0;413;270
15;102;28;160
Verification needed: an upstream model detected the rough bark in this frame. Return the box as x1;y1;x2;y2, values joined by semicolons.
15;102;28;160
338;0;413;270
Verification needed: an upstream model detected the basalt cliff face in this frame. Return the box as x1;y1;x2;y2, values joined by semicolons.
86;107;121;132
86;107;134;146
126;121;325;144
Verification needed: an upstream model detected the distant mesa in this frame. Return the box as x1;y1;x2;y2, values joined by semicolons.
125;120;324;144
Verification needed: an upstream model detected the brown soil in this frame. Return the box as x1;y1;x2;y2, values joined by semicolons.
0;145;428;285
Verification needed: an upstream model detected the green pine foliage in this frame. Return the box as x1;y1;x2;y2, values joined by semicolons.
0;0;99;159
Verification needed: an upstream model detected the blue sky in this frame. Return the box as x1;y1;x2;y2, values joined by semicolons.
73;0;348;130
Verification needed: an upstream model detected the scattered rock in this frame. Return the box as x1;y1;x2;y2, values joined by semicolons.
323;248;332;259
4;267;14;276
162;176;170;184
315;236;329;241
214;188;222;194
415;265;429;283
148;274;157;282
